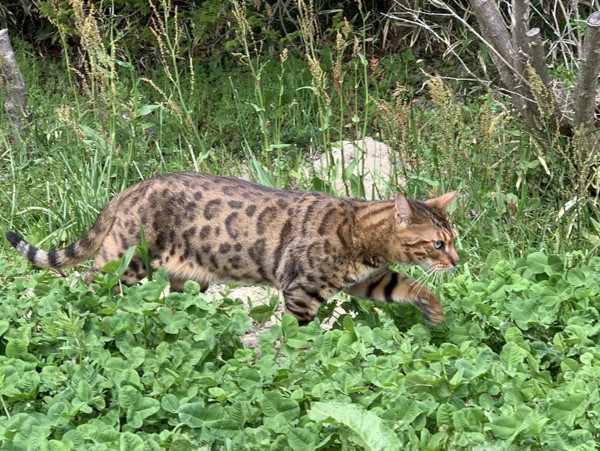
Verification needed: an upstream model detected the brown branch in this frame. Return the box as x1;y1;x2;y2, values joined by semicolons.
0;29;28;138
525;28;551;87
511;0;537;127
573;11;600;132
469;0;530;119
525;27;569;132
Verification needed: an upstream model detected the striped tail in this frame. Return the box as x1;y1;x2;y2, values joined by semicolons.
5;191;125;269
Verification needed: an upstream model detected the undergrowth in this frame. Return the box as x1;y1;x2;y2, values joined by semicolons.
0;254;598;448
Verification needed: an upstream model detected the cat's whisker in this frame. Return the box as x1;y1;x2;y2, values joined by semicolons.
411;268;432;286
410;267;436;300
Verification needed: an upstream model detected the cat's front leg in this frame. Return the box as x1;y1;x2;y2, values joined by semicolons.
283;287;328;326
345;270;444;324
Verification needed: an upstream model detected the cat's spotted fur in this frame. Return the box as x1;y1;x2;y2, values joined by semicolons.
6;172;459;325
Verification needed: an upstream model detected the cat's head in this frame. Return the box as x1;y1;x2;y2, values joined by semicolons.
393;191;460;272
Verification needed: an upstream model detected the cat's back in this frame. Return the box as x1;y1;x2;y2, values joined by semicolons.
116;172;349;247
111;172;358;285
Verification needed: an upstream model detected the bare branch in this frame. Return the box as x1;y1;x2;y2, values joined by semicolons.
0;28;28;138
469;0;530;118
511;0;537;126
512;0;532;66
525;28;551;87
383;8;485;84
573;11;600;132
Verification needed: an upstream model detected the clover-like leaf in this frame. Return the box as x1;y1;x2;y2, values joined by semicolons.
309;401;398;451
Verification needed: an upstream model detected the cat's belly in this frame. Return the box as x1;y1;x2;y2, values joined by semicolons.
162;257;275;287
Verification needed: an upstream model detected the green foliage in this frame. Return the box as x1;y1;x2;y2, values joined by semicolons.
0;253;598;448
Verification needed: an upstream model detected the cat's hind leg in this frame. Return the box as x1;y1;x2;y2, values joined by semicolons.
345;270;444;324
87;238;147;287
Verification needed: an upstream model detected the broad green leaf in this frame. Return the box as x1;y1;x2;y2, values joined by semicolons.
158;308;188;334
5;412;52;448
525;252;550;275
238;367;261;389
288;427;318;451
47;440;70;451
79;124;104;142
282;314;299;337
449;366;465;386
127;397;160;429
102;246;137;276
250;304;275;324
47;401;69;422
61;430;85;448
118;385;141;409
228;401;249;427
436;403;455;427
543;426;569;450
500;342;527;372
548;393;586;426
474;347;494;375
161;394;179;413
135;104;161;117
77;421;119;443
394;397;422;424
309;401;400;451
76;380;93;403
5;339;27;359
178;403;225;428
566;268;586;287
259;391;300;420
0;320;9;337
451;409;470;432
504;327;526;346
489;416;518;440
120;431;145;451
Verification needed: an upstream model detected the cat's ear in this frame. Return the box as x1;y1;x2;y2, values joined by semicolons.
394;194;412;226
425;190;458;211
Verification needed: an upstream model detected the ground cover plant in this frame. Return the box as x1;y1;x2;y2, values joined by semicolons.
1;0;599;449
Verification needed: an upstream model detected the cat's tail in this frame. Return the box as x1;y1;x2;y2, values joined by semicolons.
5;191;127;269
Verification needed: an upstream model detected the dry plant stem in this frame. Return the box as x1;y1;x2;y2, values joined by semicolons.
0;29;28;137
573;11;600;132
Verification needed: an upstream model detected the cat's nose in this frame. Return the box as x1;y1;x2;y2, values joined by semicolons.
450;251;460;267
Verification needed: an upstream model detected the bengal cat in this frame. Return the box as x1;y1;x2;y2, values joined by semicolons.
6;172;459;325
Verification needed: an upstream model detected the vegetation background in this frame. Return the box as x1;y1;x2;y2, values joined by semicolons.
0;0;599;449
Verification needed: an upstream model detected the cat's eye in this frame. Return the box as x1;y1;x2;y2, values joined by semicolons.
433;240;444;249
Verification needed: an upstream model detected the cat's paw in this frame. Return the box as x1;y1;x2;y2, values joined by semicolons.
419;295;444;325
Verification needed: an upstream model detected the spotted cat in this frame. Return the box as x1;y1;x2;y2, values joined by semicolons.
6;172;459;325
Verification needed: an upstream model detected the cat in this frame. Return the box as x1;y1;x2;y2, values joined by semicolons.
6;172;459;325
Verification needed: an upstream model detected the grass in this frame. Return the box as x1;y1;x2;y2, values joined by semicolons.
2;42;593;260
1;1;599;448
